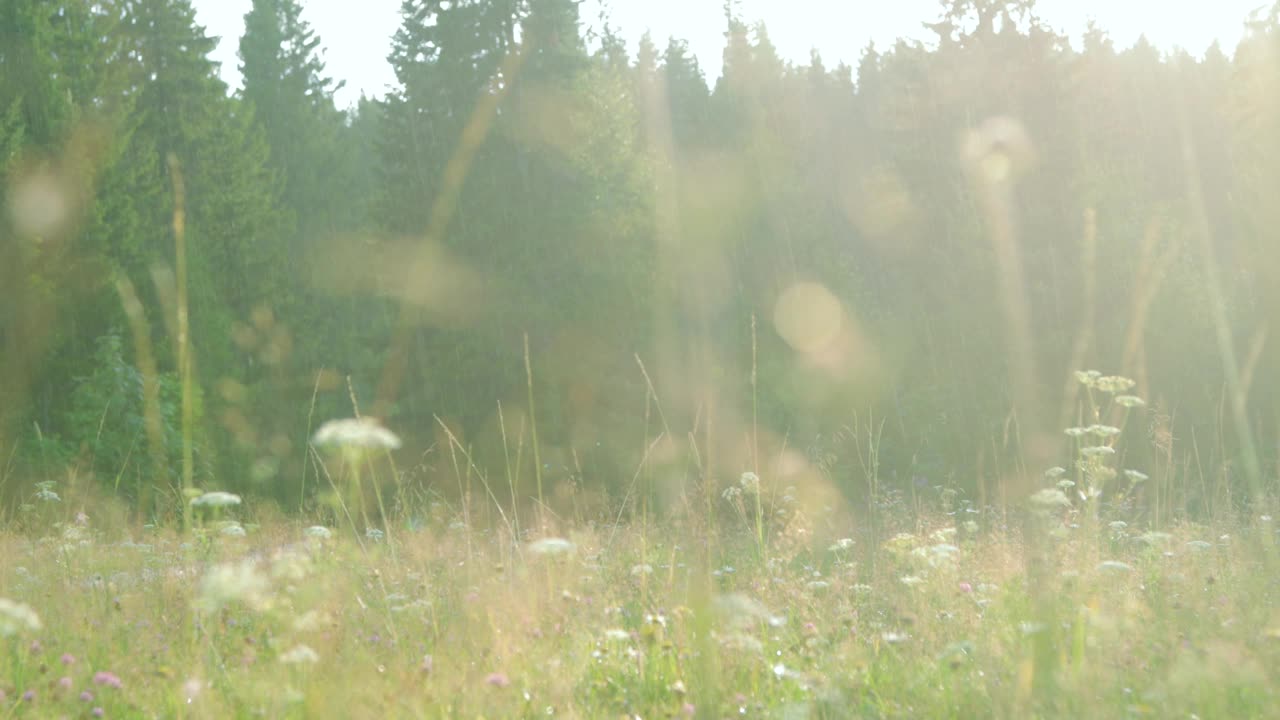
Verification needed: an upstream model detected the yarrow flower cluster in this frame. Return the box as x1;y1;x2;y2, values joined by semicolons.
0;598;42;635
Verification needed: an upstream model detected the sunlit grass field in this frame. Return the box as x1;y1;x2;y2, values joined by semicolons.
2;448;1277;719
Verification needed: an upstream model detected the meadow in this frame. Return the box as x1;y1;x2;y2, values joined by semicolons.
2;377;1278;720
6;0;1280;717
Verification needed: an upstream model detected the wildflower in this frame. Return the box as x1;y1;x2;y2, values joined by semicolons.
1095;376;1136;394
220;523;247;537
806;580;831;591
630;564;653;577
881;631;908;644
738;472;760;494
304;526;332;540
485;672;511;688
603;629;631;641
311;418;402;451
61;653;75;666
772;662;787;679
365;528;385;542
183;678;202;703
22;690;33;702
959;582;973;593
58;677;72;691
1044;466;1067;479
1064;427;1088;438
528;538;575;556
1056;479;1076;491
1080;445;1115;458
35;488;60;502
927;544;960;567
79;691;93;702
1087;425;1121;438
1109;521;1128;531
1075;370;1101;387
1115;395;1146;408
279;644;320;664
92;671;122;689
828;538;855;552
1124;469;1149;483
92;708;103;717
1096;561;1132;574
197;560;272;613
1185;540;1213;552
0;598;42;635
899;575;925;587
191;491;241;508
1029;489;1071;511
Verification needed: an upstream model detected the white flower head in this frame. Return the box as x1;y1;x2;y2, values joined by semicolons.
1124;469;1149;483
1095;375;1136;394
828;538;855;552
1080;445;1116;458
1087;425;1122;438
312;418;402;451
1115;395;1146;408
191;491;242;509
304;526;332;540
219;523;247;538
0;598;42;635
528;537;576;556
1029;488;1072;511
739;471;760;494
279;644;320;664
1096;560;1132;574
197;560;272;613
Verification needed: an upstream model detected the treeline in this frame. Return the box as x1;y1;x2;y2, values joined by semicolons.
3;0;1280;520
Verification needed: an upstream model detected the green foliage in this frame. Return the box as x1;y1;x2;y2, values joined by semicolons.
67;332;190;497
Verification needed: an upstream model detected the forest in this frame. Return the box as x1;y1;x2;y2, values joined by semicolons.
4;0;1280;522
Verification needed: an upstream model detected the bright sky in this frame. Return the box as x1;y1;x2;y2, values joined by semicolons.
192;0;1269;108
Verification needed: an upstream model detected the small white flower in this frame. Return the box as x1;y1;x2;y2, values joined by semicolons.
1115;395;1146;408
1029;489;1071;510
219;523;246;537
191;491;242;508
279;644;320;664
828;538;855;552
365;528;385;542
0;598;42;635
35;489;60;502
197;560;271;613
528;538;576;556
603;629;631;641
739;471;760;494
304;526;332;540
1087;425;1121;438
1044;466;1067;479
1064;427;1088;438
1124;469;1149;483
1080;446;1116;458
1075;370;1101;387
1096;560;1132;573
312;417;401;450
806;580;831;591
630;563;653;577
1095;376;1136;394
899;575;925;587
